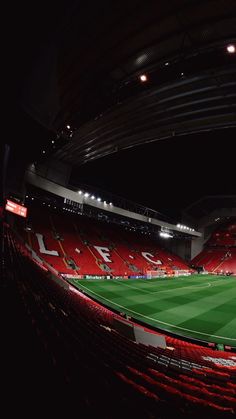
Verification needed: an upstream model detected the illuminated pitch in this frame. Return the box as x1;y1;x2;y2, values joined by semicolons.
69;274;236;347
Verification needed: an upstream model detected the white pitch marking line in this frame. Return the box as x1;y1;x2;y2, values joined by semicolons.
114;279;211;295
73;280;236;341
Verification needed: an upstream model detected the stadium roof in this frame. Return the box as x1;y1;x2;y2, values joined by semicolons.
18;0;236;166
3;1;236;219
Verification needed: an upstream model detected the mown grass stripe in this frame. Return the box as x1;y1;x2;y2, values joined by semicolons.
69;275;236;345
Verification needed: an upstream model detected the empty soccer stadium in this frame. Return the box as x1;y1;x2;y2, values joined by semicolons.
1;1;236;418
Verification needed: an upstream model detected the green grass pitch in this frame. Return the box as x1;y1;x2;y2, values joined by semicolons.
69;274;236;346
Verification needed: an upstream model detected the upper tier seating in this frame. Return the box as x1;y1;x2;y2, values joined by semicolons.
192;222;236;274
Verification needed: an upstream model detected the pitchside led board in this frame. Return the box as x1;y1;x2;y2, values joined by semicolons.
5;199;27;218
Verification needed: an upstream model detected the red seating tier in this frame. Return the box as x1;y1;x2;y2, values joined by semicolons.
17;208;190;276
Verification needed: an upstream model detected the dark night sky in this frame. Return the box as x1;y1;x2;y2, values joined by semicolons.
3;1;236;220
71;129;236;219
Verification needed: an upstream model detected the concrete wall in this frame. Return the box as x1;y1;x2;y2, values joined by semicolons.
163;238;192;262
191;228;206;260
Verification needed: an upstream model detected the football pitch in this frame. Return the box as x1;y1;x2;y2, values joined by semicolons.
69;274;236;346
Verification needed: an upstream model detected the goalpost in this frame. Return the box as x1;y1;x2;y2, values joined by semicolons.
146;270;166;279
146;269;191;279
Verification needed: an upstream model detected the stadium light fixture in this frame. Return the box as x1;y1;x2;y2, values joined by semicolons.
51;140;54;144
104;201;107;205
139;74;148;82
109;202;113;206
66;124;71;129
91;195;95;200
159;231;173;238
165;62;169;66
177;223;195;232
78;190;82;195
42;150;46;154
84;192;89;198
97;197;101;202
227;44;235;53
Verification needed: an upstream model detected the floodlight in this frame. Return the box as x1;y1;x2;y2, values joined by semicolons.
139;74;147;82
227;44;235;53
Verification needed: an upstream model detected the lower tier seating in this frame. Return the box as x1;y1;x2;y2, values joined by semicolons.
4;227;236;417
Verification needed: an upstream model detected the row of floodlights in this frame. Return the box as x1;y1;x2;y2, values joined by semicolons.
63;208;81;214
26;193;113;209
177;224;195;232
139;45;235;83
78;190;113;206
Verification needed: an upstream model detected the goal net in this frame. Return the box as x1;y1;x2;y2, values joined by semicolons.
146;270;165;279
